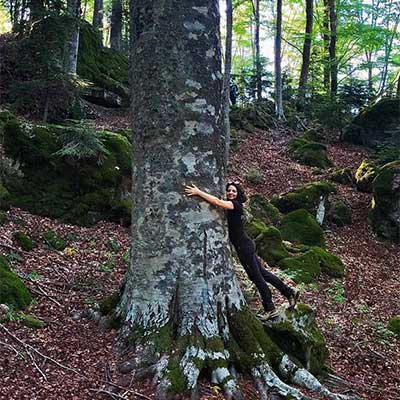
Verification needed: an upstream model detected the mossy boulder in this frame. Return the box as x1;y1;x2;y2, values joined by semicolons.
330;168;353;185
278;250;321;283
42;231;67;251
264;304;329;374
0;211;8;224
343;98;400;148
13;231;35;251
248;224;290;266
288;138;331;169
388;316;400;336
327;201;352;227
229;100;276;132
355;159;378;193
1;116;132;226
271;181;335;215
311;247;345;278
248;194;282;226
279;209;325;247
369;161;400;242
0;255;32;310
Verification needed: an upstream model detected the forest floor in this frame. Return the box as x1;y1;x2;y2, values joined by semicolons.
0;120;399;400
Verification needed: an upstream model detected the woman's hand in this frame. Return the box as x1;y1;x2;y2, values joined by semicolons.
184;184;200;197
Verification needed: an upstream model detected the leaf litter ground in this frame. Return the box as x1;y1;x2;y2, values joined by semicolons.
0;127;398;400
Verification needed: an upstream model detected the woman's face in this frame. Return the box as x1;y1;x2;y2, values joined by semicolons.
226;185;238;200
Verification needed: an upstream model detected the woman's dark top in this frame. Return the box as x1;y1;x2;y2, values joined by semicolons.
226;200;255;255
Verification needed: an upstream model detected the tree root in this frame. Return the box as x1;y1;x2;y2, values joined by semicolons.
117;306;359;400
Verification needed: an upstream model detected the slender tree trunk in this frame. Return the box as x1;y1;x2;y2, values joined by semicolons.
64;0;81;75
322;0;330;92
28;0;44;23
328;0;337;97
397;72;400;97
297;0;313;107
92;0;104;43
253;0;262;100
110;0;123;50
223;0;233;164
275;0;284;118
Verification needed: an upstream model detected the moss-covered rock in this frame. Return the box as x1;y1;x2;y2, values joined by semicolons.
343;98;400;148
42;231;67;251
271;181;335;214
13;231;35;251
230;100;276;132
1;116;132;226
278;250;321;283
327;201;352;227
330;168;353;185
248;194;282;226
253;226;290;266
369;161;400;241
388;316;400;336
311;247;345;278
279;209;325;247
0;255;32;310
288;138;331;169
264;304;329;374
0;211;8;224
355;159;378;193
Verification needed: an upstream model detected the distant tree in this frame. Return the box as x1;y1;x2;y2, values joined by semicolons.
110;0;122;50
92;0;104;42
64;0;81;75
275;0;284;118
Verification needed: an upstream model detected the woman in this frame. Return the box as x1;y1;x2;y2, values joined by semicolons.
184;182;299;319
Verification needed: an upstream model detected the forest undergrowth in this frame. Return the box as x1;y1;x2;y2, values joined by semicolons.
0;119;399;400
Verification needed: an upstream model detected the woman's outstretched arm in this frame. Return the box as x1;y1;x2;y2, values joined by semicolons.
184;184;234;210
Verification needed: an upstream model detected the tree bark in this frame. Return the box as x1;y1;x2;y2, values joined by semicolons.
275;0;284;118
252;0;262;100
64;0;81;75
115;2;357;399
110;0;123;50
223;0;233;165
297;0;313;107
328;0;337;97
92;0;104;43
28;0;44;23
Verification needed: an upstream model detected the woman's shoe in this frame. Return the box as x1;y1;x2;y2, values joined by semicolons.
287;289;300;310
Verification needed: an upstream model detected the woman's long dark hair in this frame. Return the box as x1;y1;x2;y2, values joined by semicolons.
226;182;247;203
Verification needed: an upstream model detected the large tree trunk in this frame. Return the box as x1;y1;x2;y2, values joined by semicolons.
110;0;123;50
328;0;337;97
298;0;313;107
253;0;262;100
64;0;81;75
115;1;358;399
223;0;233;164
92;0;104;42
275;0;284;118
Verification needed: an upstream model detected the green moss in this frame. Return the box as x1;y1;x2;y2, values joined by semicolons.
373;161;400;197
288;137;331;169
278;250;321;283
42;231;67;251
167;357;188;394
20;313;44;329
254;226;290;266
249;194;282;225
0;262;32;310
388;316;400;335
355;159;378;193
330;168;353;185
0;211;8;224
328;201;352;227
311;247;345;278
13;231;35;251
101;131;132;174
271;181;335;214
280;209;325;247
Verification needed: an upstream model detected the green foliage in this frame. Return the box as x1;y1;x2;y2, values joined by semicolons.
42;231;67;251
327;281;347;304
12;231;35;251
